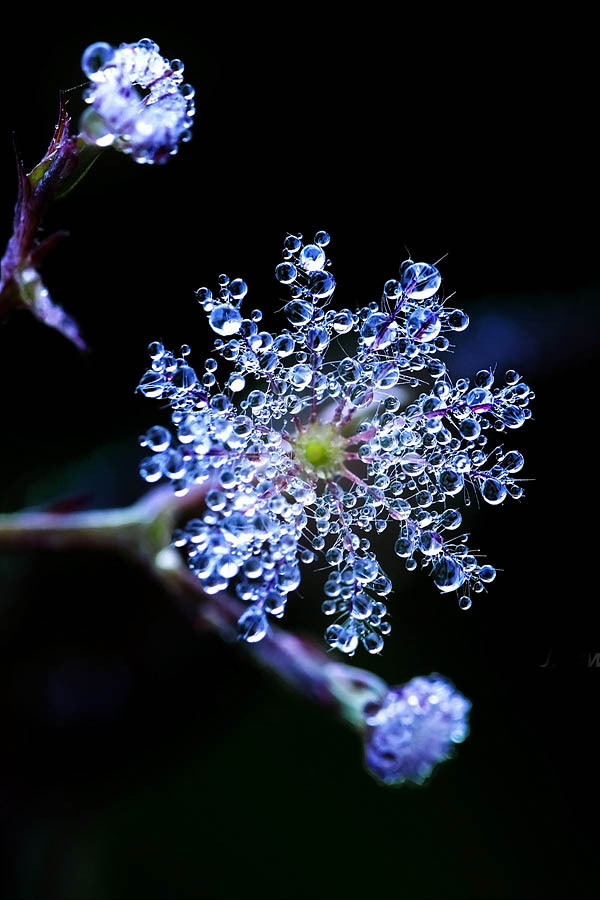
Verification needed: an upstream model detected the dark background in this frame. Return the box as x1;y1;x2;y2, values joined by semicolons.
0;16;598;900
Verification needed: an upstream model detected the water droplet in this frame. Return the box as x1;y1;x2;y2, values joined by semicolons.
148;341;165;359
447;309;469;331
351;593;374;620
145;425;171;452
438;469;465;496
501;450;524;473
479;564;496;583
273;334;295;357
227;372;246;392
501;405;526;429
458;418;481;441
229;278;248;300
332;309;354;334
195;287;212;304
238;607;268;642
289;364;312;389
308;270;336;299
139;456;164;482
209;303;243;336
466;387;493;407
407;307;442;342
81;42;115;80
138;38;159;52
172;365;197;390
275;262;297;284
300;244;326;271
481;477;507;505
137;370;165;398
419;531;444;555
400;262;441;299
395;536;414;557
285;300;313;325
433;556;465;592
384;279;402;299
284;235;301;253
363;632;384;654
361;313;398;349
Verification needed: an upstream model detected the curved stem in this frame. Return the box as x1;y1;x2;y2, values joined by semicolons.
0;484;388;730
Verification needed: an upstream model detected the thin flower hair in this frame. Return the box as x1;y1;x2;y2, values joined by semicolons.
137;231;533;655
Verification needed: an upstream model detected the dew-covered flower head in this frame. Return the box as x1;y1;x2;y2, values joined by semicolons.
364;675;471;785
137;231;533;654
80;39;195;164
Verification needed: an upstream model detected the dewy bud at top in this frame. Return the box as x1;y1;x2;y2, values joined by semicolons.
136;231;534;655
80;38;195;164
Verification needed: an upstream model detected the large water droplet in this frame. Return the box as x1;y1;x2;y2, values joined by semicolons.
300;244;326;271
81;42;115;80
407;307;442;342
361;313;398;349
308;270;336;299
275;262;297;284
481;477;507;505
433;556;465;592
238;607;268;642
401;262;441;299
209;303;243;336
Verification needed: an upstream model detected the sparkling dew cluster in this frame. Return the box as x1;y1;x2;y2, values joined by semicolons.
137;231;533;656
364;674;472;785
79;38;195;164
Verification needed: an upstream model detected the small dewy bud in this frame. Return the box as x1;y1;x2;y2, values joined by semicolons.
364;675;471;785
80;38;195;164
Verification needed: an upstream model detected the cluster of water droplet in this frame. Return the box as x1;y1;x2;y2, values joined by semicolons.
363;675;471;785
80;38;195;164
137;231;532;653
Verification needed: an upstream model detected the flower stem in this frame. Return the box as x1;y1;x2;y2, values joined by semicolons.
0;96;101;349
0;484;387;730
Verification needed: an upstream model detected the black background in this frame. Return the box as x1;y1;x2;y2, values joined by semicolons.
0;15;598;900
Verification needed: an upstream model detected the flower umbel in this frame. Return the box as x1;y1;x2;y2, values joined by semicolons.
137;231;533;655
80;38;195;164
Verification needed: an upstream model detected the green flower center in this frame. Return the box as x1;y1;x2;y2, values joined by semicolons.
293;423;345;479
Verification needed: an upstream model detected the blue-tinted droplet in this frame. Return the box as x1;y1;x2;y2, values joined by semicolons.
275;262;297;284
433;556;465;592
401;262;441;299
407;307;442;342
238;608;268;643
81;42;114;80
481;477;507;505
300;244;326;271
308;271;336;299
209;303;243;336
